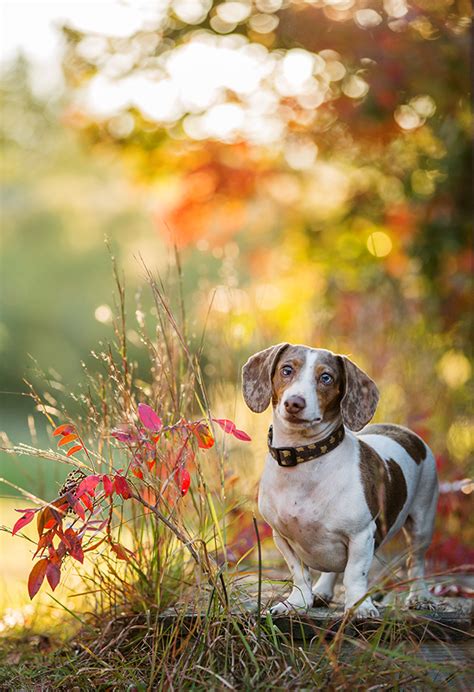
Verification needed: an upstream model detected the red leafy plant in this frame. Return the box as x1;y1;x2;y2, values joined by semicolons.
12;403;250;600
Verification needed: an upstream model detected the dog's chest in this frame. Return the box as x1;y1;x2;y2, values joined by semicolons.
258;451;365;572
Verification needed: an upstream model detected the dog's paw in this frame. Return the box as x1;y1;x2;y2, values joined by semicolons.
270;600;309;616
312;592;332;608
405;594;437;611
346;599;380;619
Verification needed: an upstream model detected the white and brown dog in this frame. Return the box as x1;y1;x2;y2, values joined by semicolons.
242;344;439;618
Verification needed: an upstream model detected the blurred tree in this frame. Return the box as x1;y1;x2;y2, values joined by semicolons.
58;0;472;390
0;0;472;497
0;57;157;404
59;0;471;332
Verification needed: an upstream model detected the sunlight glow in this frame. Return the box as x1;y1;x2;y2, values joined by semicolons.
78;30;343;143
394;105;423;130
217;2;251;23
95;304;113;324
366;231;393;257
383;0;408;18
278;49;315;95
447;419;474;462
1;1;375;143
173;0;212;24
342;75;369;99
437;350;472;389
354;9;382;28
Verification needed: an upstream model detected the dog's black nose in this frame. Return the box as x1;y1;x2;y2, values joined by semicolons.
284;396;306;414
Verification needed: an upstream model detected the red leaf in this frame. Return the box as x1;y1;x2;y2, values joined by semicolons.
37;505;64;536
213;418;236;434
76;475;101;498
137;403;162;432
66;444;83;457
131;466;144;479
146;458;156;471
192;422;215;449
73;501;85;520
114;474;132;500
178;468;191;496
232;428;251;442
110;542;131;561
12;509;36;536
80;494;93;511
28;558;48;599
102;474;114;497
44;516;60;530
46;561;61;591
53;423;75;437
58;433;78;447
111;426;136;442
64;529;84;563
34;530;54;556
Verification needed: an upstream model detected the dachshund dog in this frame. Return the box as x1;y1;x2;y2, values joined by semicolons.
242;344;438;617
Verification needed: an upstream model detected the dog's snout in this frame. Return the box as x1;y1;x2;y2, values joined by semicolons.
284;395;306;414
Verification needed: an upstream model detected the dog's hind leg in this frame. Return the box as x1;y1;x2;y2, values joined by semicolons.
311;571;337;606
403;463;438;609
270;532;312;615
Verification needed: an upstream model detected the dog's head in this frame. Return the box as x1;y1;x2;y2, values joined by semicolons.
242;344;379;432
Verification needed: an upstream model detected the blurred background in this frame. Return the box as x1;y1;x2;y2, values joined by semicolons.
0;0;472;612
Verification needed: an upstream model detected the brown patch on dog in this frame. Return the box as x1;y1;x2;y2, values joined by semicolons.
363;424;427;464
271;345;308;407
358;440;408;547
314;352;344;422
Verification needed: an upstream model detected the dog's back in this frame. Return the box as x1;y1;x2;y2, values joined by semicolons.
357;423;438;549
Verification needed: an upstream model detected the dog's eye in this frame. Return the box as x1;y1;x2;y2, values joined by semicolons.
281;366;293;377
320;373;333;385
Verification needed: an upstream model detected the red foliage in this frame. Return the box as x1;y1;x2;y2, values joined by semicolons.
213;418;252;442
428;533;474;572
53;423;83;456
67;445;83;457
176;468;191;497
64;529;84;563
113;474;132;499
110;542;132;561
12;509;37;536
190;421;215;449
28;558;48;600
46;561;61;591
58;433;78;447
13;408;251;599
137;403;163;432
53;424;75;437
76;474;101;498
103;474;114;496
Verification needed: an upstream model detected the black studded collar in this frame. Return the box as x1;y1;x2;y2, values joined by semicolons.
268;424;345;467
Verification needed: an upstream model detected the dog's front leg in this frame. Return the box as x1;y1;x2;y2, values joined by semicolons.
312;571;338;606
343;525;379;618
271;531;312;615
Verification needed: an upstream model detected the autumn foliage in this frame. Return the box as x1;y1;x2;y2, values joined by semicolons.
12;405;250;600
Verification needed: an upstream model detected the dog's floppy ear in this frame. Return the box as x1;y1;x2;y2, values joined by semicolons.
338;356;379;431
242;343;290;413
